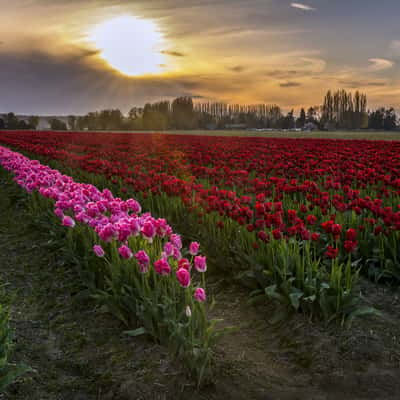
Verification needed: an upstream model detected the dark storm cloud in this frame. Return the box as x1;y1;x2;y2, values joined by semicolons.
279;81;302;88
0;49;205;115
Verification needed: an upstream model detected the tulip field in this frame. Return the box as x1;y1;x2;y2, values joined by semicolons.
0;130;400;388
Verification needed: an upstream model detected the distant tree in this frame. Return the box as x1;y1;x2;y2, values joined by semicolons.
87;112;99;130
280;110;295;129
194;102;283;129
368;108;385;130
28;116;39;130
98;110;111;130
143;104;169;130
125;107;142;129
296;108;306;128
0;118;4;130
383;108;397;130
322;89;367;129
77;109;124;130
67;115;76;130
128;107;142;121
142;101;171;130
76;115;87;130
197;111;216;129
49;118;67;130
109;109;124;130
306;107;317;124
6;113;19;130
172;97;196;129
18;120;29;129
322;90;334;124
142;103;153;129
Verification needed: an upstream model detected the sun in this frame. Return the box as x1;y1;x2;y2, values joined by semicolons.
88;16;166;76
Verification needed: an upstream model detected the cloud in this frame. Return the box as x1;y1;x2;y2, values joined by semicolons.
338;79;387;88
290;2;316;11
368;58;394;71
181;93;206;99
160;50;186;57
3;0;400;113
389;40;400;55
0;49;205;114
228;65;246;73
78;48;102;58
390;40;400;49
279;81;302;87
266;70;298;78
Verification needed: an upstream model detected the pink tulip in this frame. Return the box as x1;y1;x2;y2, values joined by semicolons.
194;256;207;273
135;250;150;273
178;258;191;271
93;245;105;257
141;221;156;242
172;247;182;261
194;288;206;302
154;258;171;276
176;268;191;288
54;208;64;219
117;222;131;242
155;218;170;237
98;224;116;242
189;242;200;256
126;198;141;214
62;216;75;228
118;245;133;260
170;234;182;249
163;242;175;257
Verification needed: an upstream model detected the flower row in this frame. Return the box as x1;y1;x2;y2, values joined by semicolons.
0;145;207;298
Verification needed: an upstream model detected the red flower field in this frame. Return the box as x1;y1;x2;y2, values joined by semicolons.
1;131;399;320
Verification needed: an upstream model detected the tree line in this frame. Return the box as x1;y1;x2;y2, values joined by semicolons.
321;90;368;129
0;90;398;131
0;113;38;130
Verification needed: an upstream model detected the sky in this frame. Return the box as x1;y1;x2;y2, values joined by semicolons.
0;0;399;115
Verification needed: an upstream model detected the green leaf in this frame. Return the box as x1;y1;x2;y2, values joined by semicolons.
348;306;383;320
289;292;303;311
124;327;147;337
303;294;316;303
265;285;286;303
265;284;277;296
0;364;32;391
320;282;330;290
351;258;363;268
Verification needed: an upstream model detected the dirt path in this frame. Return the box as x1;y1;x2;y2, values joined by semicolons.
1;175;400;399
210;282;400;400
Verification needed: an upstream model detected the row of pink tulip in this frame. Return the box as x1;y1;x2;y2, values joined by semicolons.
0;145;207;300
